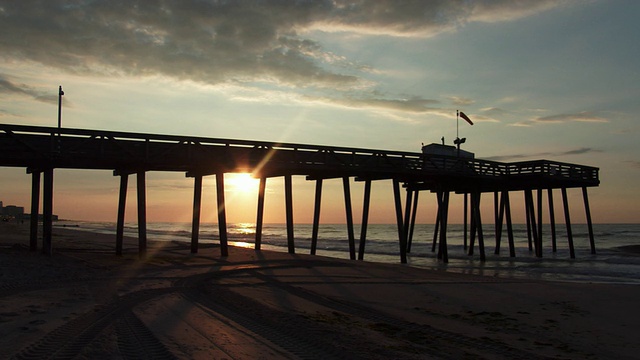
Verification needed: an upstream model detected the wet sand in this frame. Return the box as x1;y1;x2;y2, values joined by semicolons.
1;221;638;359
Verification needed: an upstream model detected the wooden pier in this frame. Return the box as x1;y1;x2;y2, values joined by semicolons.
0;124;599;262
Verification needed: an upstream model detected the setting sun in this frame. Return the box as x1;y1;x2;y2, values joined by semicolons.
225;173;260;194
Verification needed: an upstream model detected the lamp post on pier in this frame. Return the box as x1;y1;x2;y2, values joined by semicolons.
57;85;64;129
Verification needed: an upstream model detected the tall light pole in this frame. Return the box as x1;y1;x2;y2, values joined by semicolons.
57;85;64;129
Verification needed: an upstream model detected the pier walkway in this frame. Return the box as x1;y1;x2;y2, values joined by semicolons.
0;124;599;262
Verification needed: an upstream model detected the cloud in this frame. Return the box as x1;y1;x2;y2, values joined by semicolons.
469;1;566;23
0;75;57;103
623;160;640;170
0;0;565;92
534;111;609;123
449;96;475;106
485;147;602;161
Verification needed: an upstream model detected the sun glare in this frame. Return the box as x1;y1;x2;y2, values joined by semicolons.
226;173;260;194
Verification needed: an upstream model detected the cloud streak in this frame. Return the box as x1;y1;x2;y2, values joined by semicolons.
485;147;602;161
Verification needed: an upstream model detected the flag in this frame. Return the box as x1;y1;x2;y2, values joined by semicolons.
459;111;473;125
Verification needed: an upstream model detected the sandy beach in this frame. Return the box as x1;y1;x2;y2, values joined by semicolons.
1;221;638;359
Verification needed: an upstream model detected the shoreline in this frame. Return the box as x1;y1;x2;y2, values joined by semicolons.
1;222;639;359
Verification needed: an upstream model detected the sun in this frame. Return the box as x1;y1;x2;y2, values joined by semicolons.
226;173;260;194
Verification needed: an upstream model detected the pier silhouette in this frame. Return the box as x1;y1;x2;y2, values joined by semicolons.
0;124;599;262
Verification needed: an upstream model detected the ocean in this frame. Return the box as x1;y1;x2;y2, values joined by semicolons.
61;221;640;285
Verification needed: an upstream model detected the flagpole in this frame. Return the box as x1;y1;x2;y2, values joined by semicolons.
456;110;459;142
456;110;459;156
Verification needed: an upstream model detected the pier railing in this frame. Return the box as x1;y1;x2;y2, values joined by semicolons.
0;124;599;188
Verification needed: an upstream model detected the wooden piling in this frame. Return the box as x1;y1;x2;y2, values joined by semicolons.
463;193;468;251
216;173;229;257
136;170;147;258
190;175;202;254
407;190;419;253
255;176;266;250
437;191;450;263
42;168;53;256
495;190;505;255
537;189;543;257
358;179;372;260
548;188;557;252
402;189;413;254
583;187;596;254
116;173;128;256
504;190;516;257
29;170;40;252
393;179;407;264
561;188;575;259
310;178;323;255
342;177;356;260
284;175;295;254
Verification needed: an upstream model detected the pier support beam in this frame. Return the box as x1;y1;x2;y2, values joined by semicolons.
431;195;440;253
494;191;505;255
525;189;540;256
190;175;203;254
406;190;419;253
255;176;267;250
136;171;147;258
342;177;356;260
436;191;450;263
29;170;41;252
358;180;372;260
284;175;295;254
116;173;129;256
583;187;596;254
216;173;229;257
42;168;54;256
561;188;575;259
537;189;543;257
548;189;557;252
393;179;407;264
310;179;323;255
463;193;468;251
402;189;413;254
469;192;485;261
504;190;516;257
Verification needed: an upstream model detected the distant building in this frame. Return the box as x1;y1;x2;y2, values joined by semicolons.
1;201;25;221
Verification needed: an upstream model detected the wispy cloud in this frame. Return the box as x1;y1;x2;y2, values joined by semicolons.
534;111;609;123
0;75;57;103
449;96;475;106
510;111;609;127
485;147;602;161
622;160;640;170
